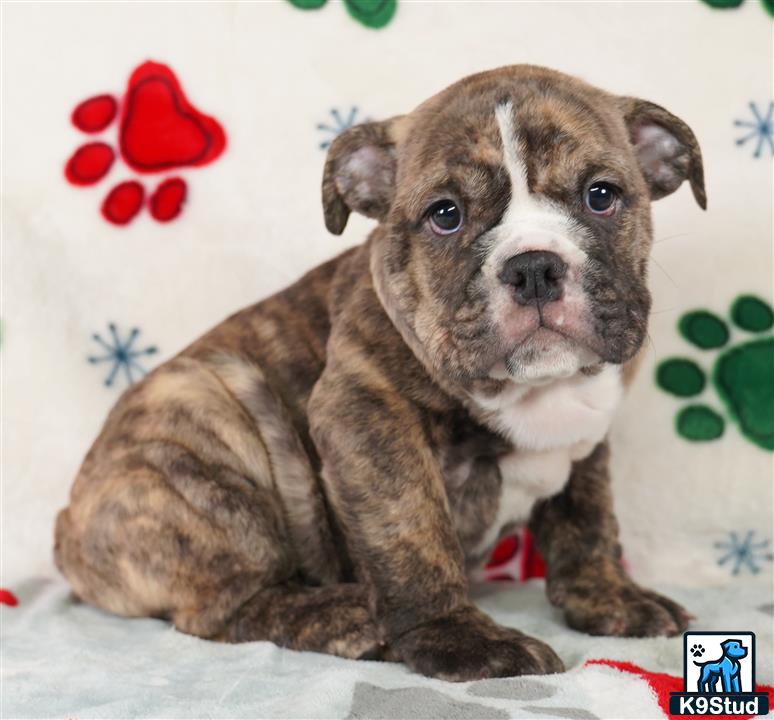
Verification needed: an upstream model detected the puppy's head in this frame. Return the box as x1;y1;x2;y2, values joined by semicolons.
322;65;705;387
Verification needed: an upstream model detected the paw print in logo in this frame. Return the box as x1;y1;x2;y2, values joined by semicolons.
690;643;705;658
656;296;774;451
65;61;226;226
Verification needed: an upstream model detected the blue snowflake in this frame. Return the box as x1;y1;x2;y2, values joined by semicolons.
715;531;774;575
734;101;774;158
88;323;158;388
317;107;367;150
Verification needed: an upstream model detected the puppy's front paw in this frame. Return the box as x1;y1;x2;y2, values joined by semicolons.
551;578;691;638
394;606;564;681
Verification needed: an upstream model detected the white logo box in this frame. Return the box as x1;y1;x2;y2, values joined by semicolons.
683;631;755;694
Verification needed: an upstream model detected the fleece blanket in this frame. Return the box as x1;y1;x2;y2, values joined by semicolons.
3;579;773;719
1;1;772;718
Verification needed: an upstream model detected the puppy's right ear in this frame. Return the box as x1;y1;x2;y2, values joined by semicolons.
322;116;404;235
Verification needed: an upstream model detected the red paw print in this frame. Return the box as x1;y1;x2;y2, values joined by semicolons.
0;589;18;606
65;61;226;226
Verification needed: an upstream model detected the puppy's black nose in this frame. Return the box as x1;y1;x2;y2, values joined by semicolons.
498;251;567;305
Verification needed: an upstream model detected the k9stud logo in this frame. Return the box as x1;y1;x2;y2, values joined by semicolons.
670;632;769;715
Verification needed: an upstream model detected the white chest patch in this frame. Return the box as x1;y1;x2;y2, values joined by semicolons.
472;365;622;553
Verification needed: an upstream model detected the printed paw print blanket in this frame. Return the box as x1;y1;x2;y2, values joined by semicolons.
1;2;772;718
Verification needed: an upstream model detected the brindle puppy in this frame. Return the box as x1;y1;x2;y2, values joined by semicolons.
55;65;705;681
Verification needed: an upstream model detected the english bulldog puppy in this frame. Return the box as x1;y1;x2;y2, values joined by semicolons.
55;65;705;681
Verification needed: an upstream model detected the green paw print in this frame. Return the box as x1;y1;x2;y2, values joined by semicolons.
656;296;774;451
699;0;774;18
288;0;397;29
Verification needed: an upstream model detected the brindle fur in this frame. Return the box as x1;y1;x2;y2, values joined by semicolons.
55;65;703;680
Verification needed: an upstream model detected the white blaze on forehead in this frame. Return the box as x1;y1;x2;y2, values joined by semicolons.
489;100;587;256
495;101;532;208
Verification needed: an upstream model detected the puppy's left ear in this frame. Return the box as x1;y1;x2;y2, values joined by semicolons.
321;116;405;235
618;98;707;210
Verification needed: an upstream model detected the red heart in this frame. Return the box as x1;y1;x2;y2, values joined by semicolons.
119;61;226;173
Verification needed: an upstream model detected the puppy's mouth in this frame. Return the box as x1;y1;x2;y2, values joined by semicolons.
505;305;603;350
490;307;604;382
483;272;648;381
537;315;607;360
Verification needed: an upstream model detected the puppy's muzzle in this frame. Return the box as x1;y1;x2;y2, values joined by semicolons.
498;251;567;306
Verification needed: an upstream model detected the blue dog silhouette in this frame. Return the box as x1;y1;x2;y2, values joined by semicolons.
694;639;747;693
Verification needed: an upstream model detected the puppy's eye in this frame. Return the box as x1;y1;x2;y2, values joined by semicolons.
428;199;462;234
585;183;618;215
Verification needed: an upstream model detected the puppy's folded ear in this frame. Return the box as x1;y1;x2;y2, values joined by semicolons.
618;98;707;210
322;116;405;234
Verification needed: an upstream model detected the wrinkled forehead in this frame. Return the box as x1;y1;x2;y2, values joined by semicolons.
396;71;633;212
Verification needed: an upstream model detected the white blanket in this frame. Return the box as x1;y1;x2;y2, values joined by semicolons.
3;579;772;719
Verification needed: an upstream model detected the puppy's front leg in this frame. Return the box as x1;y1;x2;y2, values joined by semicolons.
530;442;690;637
309;371;563;681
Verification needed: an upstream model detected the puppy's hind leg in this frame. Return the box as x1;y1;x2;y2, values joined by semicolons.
199;582;387;660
